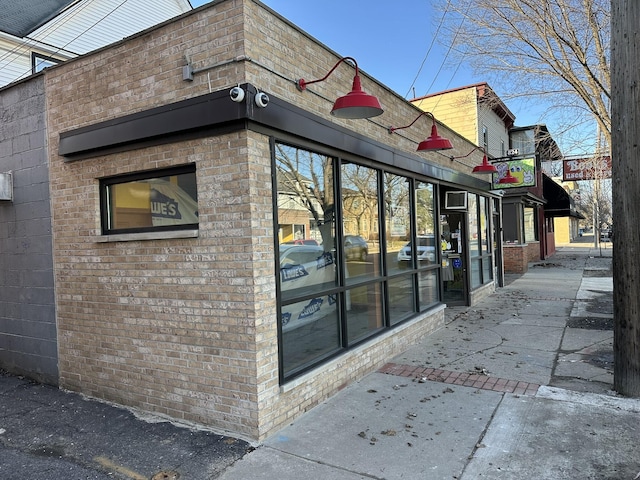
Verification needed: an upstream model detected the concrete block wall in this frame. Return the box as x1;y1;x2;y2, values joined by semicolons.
0;76;58;384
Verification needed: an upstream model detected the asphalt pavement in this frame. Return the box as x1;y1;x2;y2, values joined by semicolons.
4;237;639;479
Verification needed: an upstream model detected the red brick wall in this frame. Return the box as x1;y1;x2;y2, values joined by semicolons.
503;242;541;274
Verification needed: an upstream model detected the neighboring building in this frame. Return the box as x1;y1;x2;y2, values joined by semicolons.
1;0;505;441
550;179;584;244
413;84;579;274
411;82;515;159
0;0;192;87
500;125;583;272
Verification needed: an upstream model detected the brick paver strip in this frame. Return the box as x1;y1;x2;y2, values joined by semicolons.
380;362;540;396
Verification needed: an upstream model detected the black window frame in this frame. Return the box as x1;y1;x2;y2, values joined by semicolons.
99;164;198;236
272;139;442;382
31;52;60;74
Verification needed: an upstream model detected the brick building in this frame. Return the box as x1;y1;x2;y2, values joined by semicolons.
1;0;504;440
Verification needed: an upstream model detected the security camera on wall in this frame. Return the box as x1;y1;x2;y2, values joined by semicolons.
254;92;269;108
229;86;245;103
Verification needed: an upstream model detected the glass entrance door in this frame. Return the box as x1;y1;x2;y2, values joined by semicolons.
440;212;468;305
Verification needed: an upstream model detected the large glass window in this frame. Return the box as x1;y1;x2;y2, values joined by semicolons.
341;162;381;282
275;144;340;377
384;173;411;275
346;283;384;343
524;207;537;242
100;165;198;235
468;193;493;288
414;182;437;269
274;143;446;381
341;162;383;342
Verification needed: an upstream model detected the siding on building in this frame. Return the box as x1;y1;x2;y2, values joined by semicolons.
412;84;513;160
0;0;191;87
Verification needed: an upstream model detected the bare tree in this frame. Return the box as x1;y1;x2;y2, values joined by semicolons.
612;0;640;396
434;0;610;148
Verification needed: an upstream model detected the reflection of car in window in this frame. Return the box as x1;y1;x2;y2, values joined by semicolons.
283;239;319;246
397;235;436;264
343;235;368;261
279;244;325;267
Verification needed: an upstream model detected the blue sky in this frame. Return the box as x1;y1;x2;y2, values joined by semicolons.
189;0;588;152
190;0;479;99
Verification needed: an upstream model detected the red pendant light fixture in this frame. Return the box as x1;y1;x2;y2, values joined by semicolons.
499;166;519;184
472;154;498;174
449;146;498;174
388;111;453;151
296;57;383;119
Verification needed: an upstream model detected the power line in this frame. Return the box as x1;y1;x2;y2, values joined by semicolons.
1;0;132;84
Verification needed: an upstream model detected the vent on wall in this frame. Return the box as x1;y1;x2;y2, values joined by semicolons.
0;172;13;201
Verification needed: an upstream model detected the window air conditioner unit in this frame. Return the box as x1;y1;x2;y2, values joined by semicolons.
445;191;467;210
0;172;12;201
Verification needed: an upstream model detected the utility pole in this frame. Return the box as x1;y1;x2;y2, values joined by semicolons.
612;0;640;396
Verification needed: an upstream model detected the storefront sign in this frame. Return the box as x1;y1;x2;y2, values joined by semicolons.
492;158;536;189
563;156;612;181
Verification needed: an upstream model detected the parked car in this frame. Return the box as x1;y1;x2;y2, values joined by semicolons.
344;234;368;261
397;235;436;264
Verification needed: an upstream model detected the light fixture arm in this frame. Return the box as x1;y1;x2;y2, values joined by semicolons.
449;145;486;162
388;110;436;134
296;57;359;91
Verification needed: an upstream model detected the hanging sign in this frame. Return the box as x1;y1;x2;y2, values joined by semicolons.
492;158;536;189
563;156;612;181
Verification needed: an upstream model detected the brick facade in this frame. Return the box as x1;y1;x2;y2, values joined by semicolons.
0;0;523;442
40;0;457;440
503;242;541;274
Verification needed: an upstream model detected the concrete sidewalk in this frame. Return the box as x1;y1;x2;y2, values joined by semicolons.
3;245;640;479
219;246;640;480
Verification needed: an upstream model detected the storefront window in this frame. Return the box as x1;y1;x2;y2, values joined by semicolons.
468;194;480;256
384;173;411;275
341;162;381;283
274;143;446;380
100;165;198;235
524;207;537;242
346;283;384;343
414;182;437;268
418;270;438;311
388;275;415;325
480;196;490;254
275;144;341;376
468;194;493;288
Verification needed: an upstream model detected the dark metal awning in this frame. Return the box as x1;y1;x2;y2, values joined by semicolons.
543;174;585;219
0;0;76;37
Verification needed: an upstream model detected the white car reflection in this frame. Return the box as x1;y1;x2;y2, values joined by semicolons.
397;235;436;264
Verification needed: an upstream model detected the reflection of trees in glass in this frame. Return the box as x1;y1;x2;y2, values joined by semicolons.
415;182;435;235
384;173;410;241
341;163;379;238
275;143;334;246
